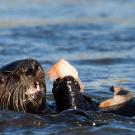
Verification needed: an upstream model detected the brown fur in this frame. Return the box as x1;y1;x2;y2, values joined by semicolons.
0;59;46;113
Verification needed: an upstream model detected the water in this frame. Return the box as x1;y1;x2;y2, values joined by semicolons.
0;0;135;134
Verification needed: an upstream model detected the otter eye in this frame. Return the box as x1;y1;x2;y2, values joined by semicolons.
34;64;39;71
25;67;34;75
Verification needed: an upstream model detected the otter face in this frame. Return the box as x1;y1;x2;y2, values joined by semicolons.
0;59;46;113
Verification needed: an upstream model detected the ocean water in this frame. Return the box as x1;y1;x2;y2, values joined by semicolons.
0;0;135;134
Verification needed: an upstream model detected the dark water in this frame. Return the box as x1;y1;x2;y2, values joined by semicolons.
0;0;135;134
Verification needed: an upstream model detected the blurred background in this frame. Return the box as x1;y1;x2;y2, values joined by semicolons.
1;0;135;134
0;0;135;94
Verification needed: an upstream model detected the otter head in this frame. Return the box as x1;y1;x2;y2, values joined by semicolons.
0;59;46;113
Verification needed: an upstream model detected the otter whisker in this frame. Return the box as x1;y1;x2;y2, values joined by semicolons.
14;83;25;112
20;87;25;112
3;76;15;110
0;90;5;109
19;85;27;112
7;82;16;109
1;79;12;109
0;89;7;109
22;87;27;112
7;91;12;109
13;86;19;111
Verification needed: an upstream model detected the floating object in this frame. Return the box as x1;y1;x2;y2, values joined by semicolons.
48;59;84;92
99;86;133;109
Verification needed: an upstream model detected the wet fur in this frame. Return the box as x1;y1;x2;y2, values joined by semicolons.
0;59;46;113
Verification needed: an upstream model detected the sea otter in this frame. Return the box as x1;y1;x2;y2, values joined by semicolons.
49;59;135;117
1;58;134;118
0;58;46;113
48;59;99;112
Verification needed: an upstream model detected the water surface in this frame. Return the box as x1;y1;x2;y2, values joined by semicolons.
0;0;135;134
